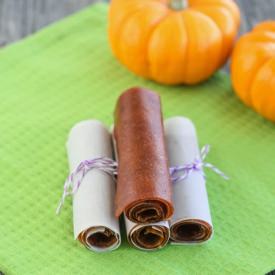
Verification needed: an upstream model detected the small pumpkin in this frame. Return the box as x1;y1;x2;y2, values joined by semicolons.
108;0;240;85
231;21;275;122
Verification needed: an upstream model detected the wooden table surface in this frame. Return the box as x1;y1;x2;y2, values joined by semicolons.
0;0;275;47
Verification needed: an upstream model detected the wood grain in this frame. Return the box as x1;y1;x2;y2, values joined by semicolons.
0;0;101;47
0;0;275;47
235;0;275;34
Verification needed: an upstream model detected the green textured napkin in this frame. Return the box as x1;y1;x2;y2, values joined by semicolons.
0;3;274;275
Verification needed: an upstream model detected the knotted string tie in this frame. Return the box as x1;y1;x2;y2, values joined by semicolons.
56;157;117;215
169;145;229;183
56;145;228;214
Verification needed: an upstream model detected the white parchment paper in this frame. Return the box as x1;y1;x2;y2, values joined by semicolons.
67;120;120;252
164;117;213;244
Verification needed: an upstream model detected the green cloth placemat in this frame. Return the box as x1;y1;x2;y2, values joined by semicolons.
0;3;274;275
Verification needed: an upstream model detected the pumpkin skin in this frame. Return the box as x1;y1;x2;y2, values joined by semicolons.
108;0;240;85
231;21;275;122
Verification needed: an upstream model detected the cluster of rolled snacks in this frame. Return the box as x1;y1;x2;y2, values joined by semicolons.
61;87;214;252
66;120;121;252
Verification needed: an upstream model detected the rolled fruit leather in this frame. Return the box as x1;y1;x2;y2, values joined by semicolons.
114;87;174;224
164;117;213;244
124;218;170;251
67;120;120;252
111;127;170;251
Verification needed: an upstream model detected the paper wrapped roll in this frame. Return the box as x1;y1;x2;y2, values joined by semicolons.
164;117;213;244
114;87;173;223
67;120;120;252
125;217;170;251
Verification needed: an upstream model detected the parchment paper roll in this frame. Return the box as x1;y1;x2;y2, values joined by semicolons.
164;117;213;244
114;87;173;224
125;217;170;251
67;120;120;252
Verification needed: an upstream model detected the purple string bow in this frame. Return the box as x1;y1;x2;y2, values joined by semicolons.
56;145;228;215
169;145;229;183
56;157;117;215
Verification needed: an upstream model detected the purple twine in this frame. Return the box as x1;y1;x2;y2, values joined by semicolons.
56;157;117;215
169;145;229;183
56;145;228;215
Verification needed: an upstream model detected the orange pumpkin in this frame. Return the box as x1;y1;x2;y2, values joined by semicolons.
108;0;240;85
231;21;275;122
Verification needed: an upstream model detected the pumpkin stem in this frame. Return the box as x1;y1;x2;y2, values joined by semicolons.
170;0;188;10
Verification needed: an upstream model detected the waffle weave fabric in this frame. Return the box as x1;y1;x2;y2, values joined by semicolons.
0;3;274;275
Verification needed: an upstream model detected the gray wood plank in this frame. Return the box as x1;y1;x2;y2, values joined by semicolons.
0;0;100;47
235;0;275;34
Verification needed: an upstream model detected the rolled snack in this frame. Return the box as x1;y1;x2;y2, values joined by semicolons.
67;120;120;252
165;117;213;244
125;218;170;251
111;126;170;251
114;87;173;223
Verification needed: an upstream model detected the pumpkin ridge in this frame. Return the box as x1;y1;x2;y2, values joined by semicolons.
179;10;193;83
118;3;169;76
190;1;240;27
231;38;275;105
190;5;238;66
116;9;140;61
253;21;275;33
146;12;174;80
245;57;273;106
179;12;189;83
147;12;188;83
188;7;224;67
237;31;275;46
249;58;275;114
109;2;148;59
112;5;155;61
182;9;222;83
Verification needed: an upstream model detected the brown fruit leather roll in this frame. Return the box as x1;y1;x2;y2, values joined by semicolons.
125;217;170;251
114;87;173;223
